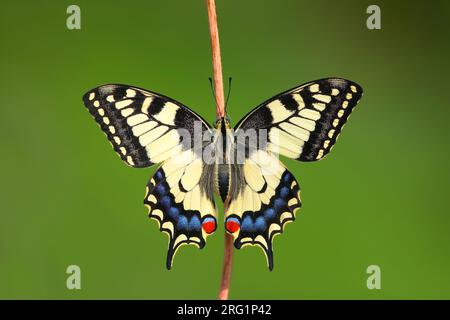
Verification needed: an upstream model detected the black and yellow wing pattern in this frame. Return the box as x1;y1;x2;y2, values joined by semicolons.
226;78;363;269
83;84;217;269
83;78;363;270
235;78;363;161
224;150;301;270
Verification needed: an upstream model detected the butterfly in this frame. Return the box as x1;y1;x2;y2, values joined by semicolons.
82;78;363;270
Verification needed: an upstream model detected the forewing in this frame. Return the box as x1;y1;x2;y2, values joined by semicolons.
82;84;211;167
235;78;363;161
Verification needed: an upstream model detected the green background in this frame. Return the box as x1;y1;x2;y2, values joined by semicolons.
1;0;449;299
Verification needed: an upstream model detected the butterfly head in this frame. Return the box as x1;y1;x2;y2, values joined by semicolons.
213;115;231;129
211;77;233;130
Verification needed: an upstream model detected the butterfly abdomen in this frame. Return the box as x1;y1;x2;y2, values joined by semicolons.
213;119;236;203
216;164;230;202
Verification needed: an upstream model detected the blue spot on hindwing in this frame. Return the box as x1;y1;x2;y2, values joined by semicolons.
226;217;240;225
155;170;163;181
177;215;188;230
168;207;179;220
188;215;201;231
279;186;290;199
273;198;286;212
241;215;254;232
263;208;276;220
155;184;166;196
254;216;267;231
283;171;291;182
203;217;216;224
160;196;171;209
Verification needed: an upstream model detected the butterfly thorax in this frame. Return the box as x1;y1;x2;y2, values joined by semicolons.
213;117;238;203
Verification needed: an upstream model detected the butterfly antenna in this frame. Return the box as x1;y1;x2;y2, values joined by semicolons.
225;77;232;112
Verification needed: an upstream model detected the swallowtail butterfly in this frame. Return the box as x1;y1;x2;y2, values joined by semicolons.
83;78;363;270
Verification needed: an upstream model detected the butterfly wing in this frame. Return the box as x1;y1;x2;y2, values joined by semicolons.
82;84;211;167
225;151;300;270
227;78;363;269
144;152;217;269
235;78;363;161
83;84;217;269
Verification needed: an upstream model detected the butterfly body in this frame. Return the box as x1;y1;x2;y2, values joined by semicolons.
212;117;233;202
83;78;363;270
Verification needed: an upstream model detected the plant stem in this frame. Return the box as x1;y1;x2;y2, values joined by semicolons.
206;0;225;118
218;228;234;300
206;0;233;300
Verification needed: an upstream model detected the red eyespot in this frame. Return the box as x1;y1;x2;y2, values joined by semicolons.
226;219;240;233
202;219;216;234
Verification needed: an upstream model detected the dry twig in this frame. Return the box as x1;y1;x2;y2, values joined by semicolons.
206;0;233;300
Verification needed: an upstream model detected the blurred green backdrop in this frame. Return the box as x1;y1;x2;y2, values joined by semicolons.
1;0;449;299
